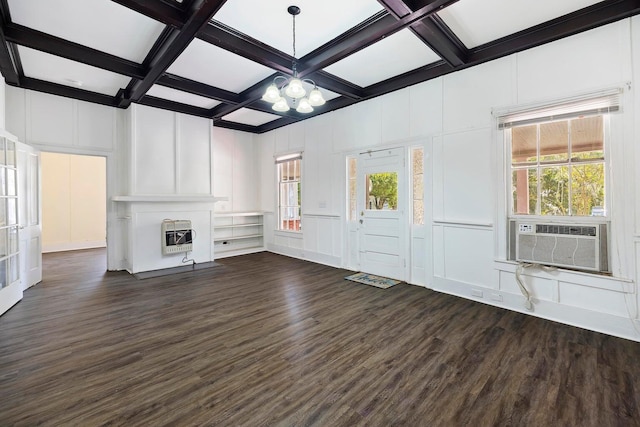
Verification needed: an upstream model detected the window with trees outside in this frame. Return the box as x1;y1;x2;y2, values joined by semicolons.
502;89;621;218
277;154;301;231
366;172;398;210
510;115;606;217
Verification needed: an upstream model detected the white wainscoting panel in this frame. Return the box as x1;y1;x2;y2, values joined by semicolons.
499;270;556;302
303;214;342;266
558;281;630;317
443;56;513;133
381;87;410;143
442;224;494;287
411;225;426;286
232;134;258;211
432;135;444;220
442;129;493;223
178;113;211;194
257;133;275;212
133;106;175;194
433;224;445;278
516;20;628;103
27;91;74;147
410;78;443;138
77;102;115;151
6;86;26;142
212;128;234;212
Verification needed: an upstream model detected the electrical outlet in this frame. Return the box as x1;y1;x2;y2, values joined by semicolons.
471;289;483;298
490;293;503;302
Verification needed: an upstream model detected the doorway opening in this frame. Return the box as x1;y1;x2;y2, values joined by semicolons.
41;152;107;269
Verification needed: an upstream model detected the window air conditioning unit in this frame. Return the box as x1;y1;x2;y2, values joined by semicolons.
508;220;609;273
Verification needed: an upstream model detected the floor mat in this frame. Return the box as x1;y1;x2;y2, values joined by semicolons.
345;272;401;289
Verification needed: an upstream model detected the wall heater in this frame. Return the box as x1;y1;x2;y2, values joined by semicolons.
161;219;193;255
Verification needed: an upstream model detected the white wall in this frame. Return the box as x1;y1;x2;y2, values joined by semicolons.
6;88;123;270
41;152;106;252
258;17;640;342
3;17;639;341
212;127;259;213
4;92;260;273
123;105;214;273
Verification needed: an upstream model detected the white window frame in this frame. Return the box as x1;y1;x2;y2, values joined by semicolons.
497;88;621;224
275;152;302;232
506;115;610;219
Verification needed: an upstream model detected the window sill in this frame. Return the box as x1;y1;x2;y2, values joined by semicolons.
508;215;609;224
494;259;633;292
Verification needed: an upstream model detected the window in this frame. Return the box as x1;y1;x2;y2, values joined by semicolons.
500;89;621;218
277;154;301;231
366;172;397;210
510;116;605;216
412;147;424;225
347;157;356;221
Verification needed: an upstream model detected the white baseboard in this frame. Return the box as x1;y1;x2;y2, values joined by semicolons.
431;276;640;343
43;240;106;253
267;244;342;269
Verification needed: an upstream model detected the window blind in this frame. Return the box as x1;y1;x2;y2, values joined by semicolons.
497;88;622;130
275;153;302;164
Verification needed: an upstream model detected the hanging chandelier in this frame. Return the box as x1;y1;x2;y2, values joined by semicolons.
261;5;325;114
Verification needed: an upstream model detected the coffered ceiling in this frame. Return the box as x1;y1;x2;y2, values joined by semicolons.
0;0;637;133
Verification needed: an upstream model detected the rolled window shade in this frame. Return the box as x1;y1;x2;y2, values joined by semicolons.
497;88;622;130
275;153;302;164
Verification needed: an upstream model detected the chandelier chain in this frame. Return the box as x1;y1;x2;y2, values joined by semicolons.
261;5;325;113
292;12;297;74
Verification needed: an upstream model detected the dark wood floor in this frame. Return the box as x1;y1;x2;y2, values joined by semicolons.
1;249;639;426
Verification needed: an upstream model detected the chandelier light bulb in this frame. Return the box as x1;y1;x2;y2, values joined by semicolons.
272;97;290;112
285;78;306;99
308;88;325;106
296;97;313;114
262;83;281;103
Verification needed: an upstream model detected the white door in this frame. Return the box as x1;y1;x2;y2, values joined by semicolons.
17;142;42;289
0;137;23;315
357;147;407;281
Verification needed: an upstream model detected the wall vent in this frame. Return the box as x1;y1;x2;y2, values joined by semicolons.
508;220;608;273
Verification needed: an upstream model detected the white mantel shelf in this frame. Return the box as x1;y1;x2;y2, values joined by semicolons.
112;195;228;203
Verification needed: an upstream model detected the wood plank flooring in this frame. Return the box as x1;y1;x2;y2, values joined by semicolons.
1;248;639;426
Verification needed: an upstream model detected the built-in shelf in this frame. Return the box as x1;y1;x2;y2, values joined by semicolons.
213;211;264;259
215;234;262;242
215;223;262;229
112;195;228;203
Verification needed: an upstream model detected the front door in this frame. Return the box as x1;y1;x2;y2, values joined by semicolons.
357;147;406;281
17;142;42;289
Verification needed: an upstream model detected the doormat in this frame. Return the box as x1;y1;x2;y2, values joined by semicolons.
345;272;401;289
